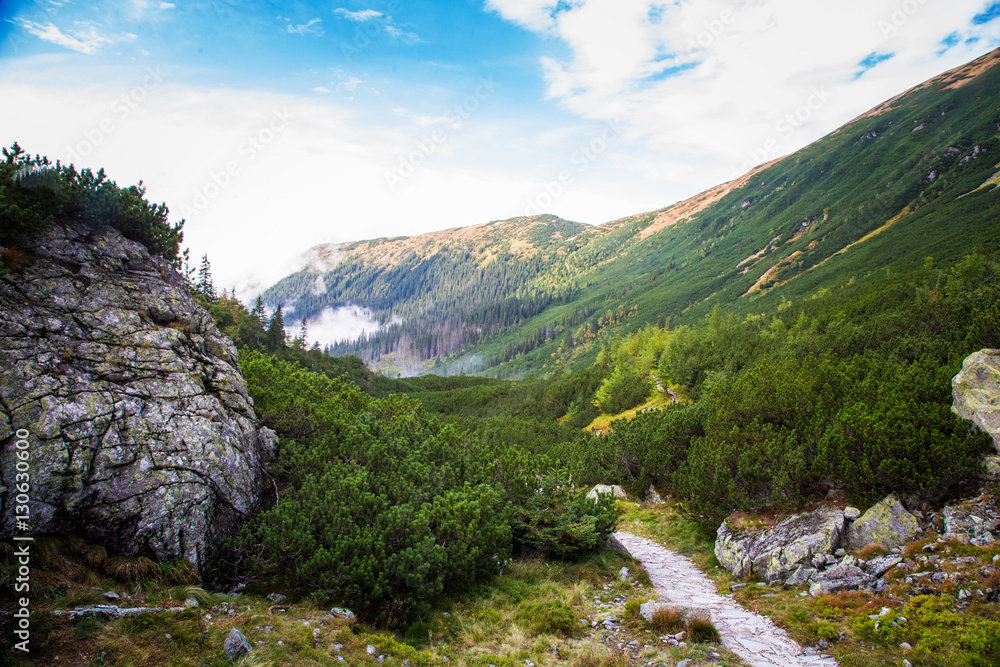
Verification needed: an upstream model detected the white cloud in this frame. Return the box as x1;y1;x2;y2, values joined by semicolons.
18;20;112;55
286;17;323;36
333;8;383;22
484;0;563;32
491;0;1000;181
332;7;420;42
385;25;422;44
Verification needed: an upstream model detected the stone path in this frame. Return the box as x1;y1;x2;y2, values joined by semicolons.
614;532;838;667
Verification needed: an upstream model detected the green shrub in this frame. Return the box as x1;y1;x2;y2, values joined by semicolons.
240;351;511;626
0;143;183;264
514;600;583;637
509;470;618;559
593;366;652;414
687;616;721;643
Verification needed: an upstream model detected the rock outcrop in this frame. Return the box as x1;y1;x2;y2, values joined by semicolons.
943;496;1000;546
715;505;845;583
587;484;628;500
952;348;1000;451
0;223;275;581
846;494;920;551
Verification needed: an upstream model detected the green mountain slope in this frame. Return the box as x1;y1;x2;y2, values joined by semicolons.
264;48;1000;378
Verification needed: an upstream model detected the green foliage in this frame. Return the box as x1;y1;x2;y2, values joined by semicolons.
237;351;617;625
514;600;584;637
687;616;721;644
0;143;183;264
817;356;991;505
593;365;652;414
510;471;619;559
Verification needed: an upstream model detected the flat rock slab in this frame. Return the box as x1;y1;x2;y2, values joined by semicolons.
614;532;837;667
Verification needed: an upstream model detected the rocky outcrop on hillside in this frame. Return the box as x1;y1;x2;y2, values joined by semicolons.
715;506;846;583
952;348;1000;451
0;223;276;580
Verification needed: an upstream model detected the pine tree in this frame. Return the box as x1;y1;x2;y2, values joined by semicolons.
196;253;216;301
266;303;286;352
294;315;309;350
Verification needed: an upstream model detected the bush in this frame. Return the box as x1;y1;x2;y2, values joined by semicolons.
515;600;583;637
593;366;652;414
0;142;183;264
509;470;619;559
818;356;991;505
239;351;511;625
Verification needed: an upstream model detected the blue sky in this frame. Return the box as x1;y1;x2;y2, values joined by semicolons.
1;0;999;296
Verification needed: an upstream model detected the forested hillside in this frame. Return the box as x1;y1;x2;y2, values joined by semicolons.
264;48;1000;378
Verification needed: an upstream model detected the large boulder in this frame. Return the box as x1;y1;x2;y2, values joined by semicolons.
0;224;276;581
952;349;1000;451
846;494;920;552
715;505;845;583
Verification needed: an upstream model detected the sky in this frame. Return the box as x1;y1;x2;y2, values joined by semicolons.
1;0;999;298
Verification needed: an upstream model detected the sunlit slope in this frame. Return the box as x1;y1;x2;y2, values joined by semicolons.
264;48;1000;378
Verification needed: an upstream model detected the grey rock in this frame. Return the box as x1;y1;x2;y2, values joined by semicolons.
846;495;920;552
863;555;902;577
943;502;1000;545
844;506;860;521
604;533;629;553
0;224;276;582
223;628;252;662
809;576;871;597
783;567;818;588
327;607;356;621
587;484;627;501
618;566;631;581
715;505;845;583
816;562;868;581
646;484;664;504
103;591;120;601
952;349;1000;451
266;593;287;603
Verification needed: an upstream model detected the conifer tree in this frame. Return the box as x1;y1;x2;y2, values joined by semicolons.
196;252;216;301
266;303;286;352
294;315;308;350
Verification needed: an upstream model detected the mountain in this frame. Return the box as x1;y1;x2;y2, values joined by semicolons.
264;48;1000;378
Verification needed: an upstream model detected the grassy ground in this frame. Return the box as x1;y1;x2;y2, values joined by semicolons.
585;390;682;434
619;497;1000;667
0;534;745;666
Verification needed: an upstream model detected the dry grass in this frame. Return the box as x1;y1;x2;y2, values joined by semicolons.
648;606;685;634
856;543;889;559
104;555;159;582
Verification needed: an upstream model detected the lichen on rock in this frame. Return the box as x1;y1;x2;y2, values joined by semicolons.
0;223;275;582
846;494;920;552
715;505;845;583
952;348;1000;451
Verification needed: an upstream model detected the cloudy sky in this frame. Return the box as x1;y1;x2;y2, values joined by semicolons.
1;0;999;296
